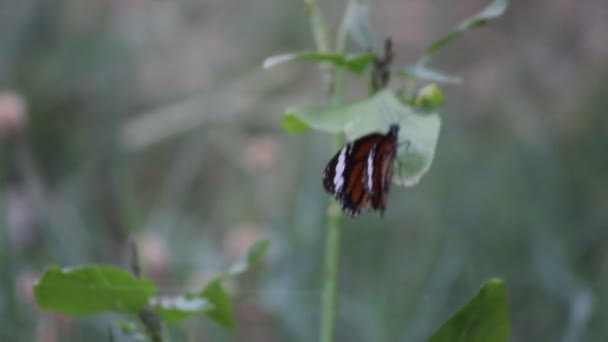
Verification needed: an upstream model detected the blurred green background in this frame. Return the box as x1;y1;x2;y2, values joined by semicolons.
1;0;607;341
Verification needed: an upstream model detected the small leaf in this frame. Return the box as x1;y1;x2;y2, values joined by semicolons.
263;54;300;69
34;266;157;315
345;53;376;74
282;113;310;133
151;295;213;324
286;90;441;186
117;320;138;334
228;239;270;276
263;52;341;69
346;3;382;54
116;320;146;341
303;0;330;53
263;52;374;74
429;278;510;342
200;278;235;331
420;0;509;64
414;84;445;111
458;0;510;30
187;240;269;329
399;65;462;84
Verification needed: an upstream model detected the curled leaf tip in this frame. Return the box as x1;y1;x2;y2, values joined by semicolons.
263;54;294;69
414;84;445;111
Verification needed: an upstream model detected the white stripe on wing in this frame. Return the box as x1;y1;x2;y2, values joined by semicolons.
333;144;350;193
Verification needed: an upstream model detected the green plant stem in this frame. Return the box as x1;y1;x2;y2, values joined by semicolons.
130;241;166;342
139;308;164;342
319;1;355;341
329;0;353;106
320;140;344;342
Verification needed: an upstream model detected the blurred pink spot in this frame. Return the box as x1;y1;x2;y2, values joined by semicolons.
0;92;27;137
139;232;170;279
224;223;267;260
243;135;280;171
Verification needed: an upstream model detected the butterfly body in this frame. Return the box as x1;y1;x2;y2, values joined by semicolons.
323;124;399;217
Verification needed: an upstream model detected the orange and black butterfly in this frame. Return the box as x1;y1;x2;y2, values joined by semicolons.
322;124;400;217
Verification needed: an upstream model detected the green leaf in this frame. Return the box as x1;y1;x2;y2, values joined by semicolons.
414;84;445;110
345;53;376;74
285;89;441;186
303;0;330;53
117;320;138;334
116;320;146;341
228;239;270;276
174;239;269;328
151;295;213;324
33;265;157;315
429;278;510;342
263;52;374;74
282;113;310;133
398;65;462;84
420;0;509;64
200;278;235;331
345;3;382;54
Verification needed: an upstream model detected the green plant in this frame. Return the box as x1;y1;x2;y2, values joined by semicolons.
33;239;270;341
264;0;510;341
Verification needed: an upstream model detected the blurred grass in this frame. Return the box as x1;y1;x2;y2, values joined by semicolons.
1;0;608;341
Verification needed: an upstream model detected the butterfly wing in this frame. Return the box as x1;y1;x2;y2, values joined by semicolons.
370;133;398;216
322;124;400;217
339;155;372;216
322;133;385;216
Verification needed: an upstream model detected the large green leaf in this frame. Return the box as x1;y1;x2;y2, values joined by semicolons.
263;52;374;74
34;265;157;315
429;278;510;342
420;0;509;64
151;295;213;324
285;89;441;186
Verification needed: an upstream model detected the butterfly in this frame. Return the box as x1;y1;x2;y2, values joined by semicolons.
322;124;400;217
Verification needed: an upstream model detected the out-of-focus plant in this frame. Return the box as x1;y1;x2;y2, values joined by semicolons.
264;0;510;341
430;279;510;342
33;239;269;341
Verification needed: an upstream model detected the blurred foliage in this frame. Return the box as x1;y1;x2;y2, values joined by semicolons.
429;279;509;342
34;265;157;315
1;0;608;341
33;240;269;337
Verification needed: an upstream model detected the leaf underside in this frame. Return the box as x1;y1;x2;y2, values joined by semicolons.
285;90;441;187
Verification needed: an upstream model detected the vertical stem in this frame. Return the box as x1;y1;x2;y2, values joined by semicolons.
129;240;165;342
320;158;344;342
318;1;355;341
303;0;355;340
329;0;353;106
